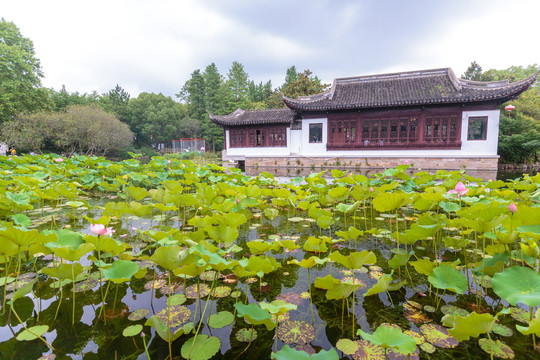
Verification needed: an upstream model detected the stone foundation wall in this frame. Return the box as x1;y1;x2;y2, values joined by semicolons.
245;156;498;171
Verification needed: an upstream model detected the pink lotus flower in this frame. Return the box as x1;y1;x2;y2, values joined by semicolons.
55;158;64;162
369;187;374;192
404;160;409;164
90;223;115;236
167;159;171;164
236;198;240;204
509;202;517;213
448;181;469;198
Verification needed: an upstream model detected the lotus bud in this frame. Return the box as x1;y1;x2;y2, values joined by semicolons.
369;187;374;192
455;182;466;192
141;331;145;338
509;202;517;213
404;160;409;164
236;198;240;204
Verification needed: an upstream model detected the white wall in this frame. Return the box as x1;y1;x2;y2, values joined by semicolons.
460;109;500;156
300;118;328;156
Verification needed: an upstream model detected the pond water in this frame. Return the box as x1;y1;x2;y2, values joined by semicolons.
1;155;540;360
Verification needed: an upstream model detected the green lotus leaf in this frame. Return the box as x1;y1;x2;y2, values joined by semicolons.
329;250;376;269
148;245;188;271
16;325;48;341
246;255;280;274
372;192;408;212
277;320;315;345
317;215;334;229
439;201;461;213
211;286;231;298
428;264;467;294
473;252;509;277
313;274;341;290
85;235;129;256
388;253;412;269
357;325;416;355
185;283;210;299
235;328;257;342
288;256;326;269
129;201;153;217
440;305;469;318
288;216;304;222
234;302;275;330
410;258;436;276
181;334;220;360
264;208;279;219
125;186;148;201
247;240;280;255
10;214;32;228
492;266;540;307
208;311;234;329
326;283;357;300
206;224;238;244
260;300;297;316
52;243;94;262
128;308;149;321
336;201;360;213
365;273;392;297
166;294;186;306
102;201;129;218
0;237;19;258
493;323;513;337
516;308;540;336
336;338;360;355
41;262;84;280
0;225;48;248
443;312;495;341
102;260;139;283
271;345;338;360
122;324;143;337
478;339;515;359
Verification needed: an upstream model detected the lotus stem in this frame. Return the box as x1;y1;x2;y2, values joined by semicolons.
142;333;151;360
11;305;55;351
167;271;172;360
72;263;76;325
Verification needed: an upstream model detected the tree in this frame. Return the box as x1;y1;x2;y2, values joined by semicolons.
49;88;100;111
225;61;250;112
125;93;187;148
0;105;134;156
202;63;226;151
462;61;484;81
268;68;329;108
282;65;298;89
100;84;130;122
0;18;50;123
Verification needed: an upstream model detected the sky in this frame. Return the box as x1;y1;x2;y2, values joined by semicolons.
3;0;539;99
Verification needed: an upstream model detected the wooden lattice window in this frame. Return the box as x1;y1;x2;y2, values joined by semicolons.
361;118;417;146
230;129;247;147
425;116;458;143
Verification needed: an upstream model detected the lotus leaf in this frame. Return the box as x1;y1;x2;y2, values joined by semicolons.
208;311;234;329
144;279;167;291
493;323;513;337
419;342;436;353
166;294;186;306
336;338;360;355
478;339;515;359
410;258;435;276
443;312;495;341
181;334;221;360
149;245;189;271
388;253;412;269
234;302;275;330
372;192;408;212
440;305;469;318
235;328;257;342
492;266;540;307
277;320;315;345
122;324;143;337
419;324;458;348
185;283;210;299
365;273;392;297
102;260;139;283
155;305;191;328
350;339;385;360
428;264;467;294
271;345;339;360
357;326;416;355
330;250;376;270
16;325;48;341
41;262;83;280
128;308;149;321
260;300;297;316
516;308;540;336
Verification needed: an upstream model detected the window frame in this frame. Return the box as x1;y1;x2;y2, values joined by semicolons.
467;116;488;141
309;123;323;143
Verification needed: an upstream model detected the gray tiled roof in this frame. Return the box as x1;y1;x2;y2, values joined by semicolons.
209;108;295;126
282;68;538;111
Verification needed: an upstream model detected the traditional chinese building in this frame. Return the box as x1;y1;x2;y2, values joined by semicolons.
209;68;538;175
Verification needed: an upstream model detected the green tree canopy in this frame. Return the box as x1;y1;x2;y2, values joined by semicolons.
100;84;130;122
125;92;190;148
0;18;50;123
49;88;100;112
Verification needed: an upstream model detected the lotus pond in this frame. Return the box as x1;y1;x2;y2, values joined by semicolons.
1;154;540;360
